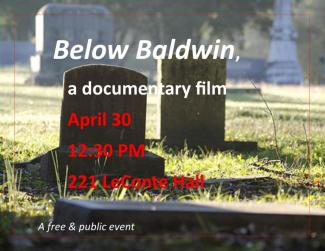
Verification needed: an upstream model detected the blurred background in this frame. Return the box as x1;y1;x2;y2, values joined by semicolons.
0;0;324;84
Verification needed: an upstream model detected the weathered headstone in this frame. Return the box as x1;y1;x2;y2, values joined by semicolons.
266;0;303;84
0;41;34;65
158;57;225;147
227;57;266;82
54;200;325;233
157;56;257;150
28;3;114;85
40;65;164;180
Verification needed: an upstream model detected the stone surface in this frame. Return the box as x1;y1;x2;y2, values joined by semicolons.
0;41;34;65
60;65;146;147
54;200;325;233
28;3;114;85
41;147;164;180
157;57;257;150
266;0;303;84
227;57;266;82
158;57;226;148
40;65;165;181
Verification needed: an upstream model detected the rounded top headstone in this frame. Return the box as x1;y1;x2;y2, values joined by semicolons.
60;64;147;147
63;64;147;94
37;3;109;15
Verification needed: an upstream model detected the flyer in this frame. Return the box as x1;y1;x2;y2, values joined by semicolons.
0;1;324;250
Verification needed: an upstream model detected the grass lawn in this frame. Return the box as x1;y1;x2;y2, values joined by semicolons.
0;68;324;249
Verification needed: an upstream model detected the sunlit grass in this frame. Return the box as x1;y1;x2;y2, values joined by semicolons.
0;72;324;233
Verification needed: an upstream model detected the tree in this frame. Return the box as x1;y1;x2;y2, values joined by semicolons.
0;0;274;42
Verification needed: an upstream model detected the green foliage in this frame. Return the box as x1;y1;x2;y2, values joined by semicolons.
1;0;324;81
0;0;274;41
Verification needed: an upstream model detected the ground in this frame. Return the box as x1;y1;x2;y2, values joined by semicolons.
0;67;324;250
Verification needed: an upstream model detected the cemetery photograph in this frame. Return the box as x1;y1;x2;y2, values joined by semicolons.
0;0;325;250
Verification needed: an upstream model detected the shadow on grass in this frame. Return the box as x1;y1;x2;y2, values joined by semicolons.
0;207;324;251
0;210;50;250
0;136;319;213
0;210;14;250
253;146;308;168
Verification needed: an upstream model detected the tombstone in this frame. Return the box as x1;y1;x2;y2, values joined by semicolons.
28;3;114;85
0;41;34;65
54;200;325;233
157;56;257;151
320;55;325;83
266;0;304;84
227;57;266;82
0;26;11;40
40;65;164;181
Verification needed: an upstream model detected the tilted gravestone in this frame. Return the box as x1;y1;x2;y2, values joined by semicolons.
40;65;164;180
28;3;114;85
54;200;325;233
157;56;257;151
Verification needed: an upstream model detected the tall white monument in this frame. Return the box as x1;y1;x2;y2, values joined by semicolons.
266;0;303;84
